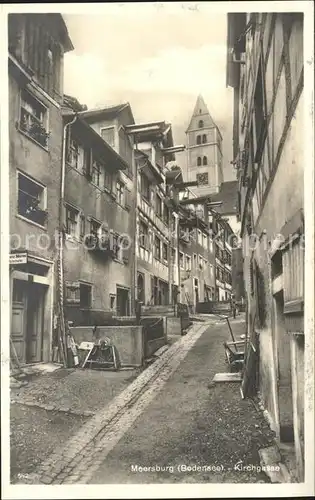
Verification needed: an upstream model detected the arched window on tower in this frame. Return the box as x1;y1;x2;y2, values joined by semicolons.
203;156;208;165
196;135;201;145
198;120;204;128
202;134;207;143
197;157;202;166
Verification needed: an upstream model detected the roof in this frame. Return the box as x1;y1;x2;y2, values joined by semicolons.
185;94;218;134
79;103;135;124
55;14;74;53
126;121;175;158
63;113;129;172
211;181;238;215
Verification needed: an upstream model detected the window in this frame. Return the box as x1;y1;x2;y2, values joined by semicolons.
156;194;162;217
67;139;80;169
111;233;125;261
202;134;207;143
198;120;204;128
17;172;47;226
203;156;208;165
197;230;202;245
198;255;204;270
90;218;101;237
80;283;92;308
104;170;112;192
162;242;168;261
164;205;170;225
139;221;149;248
65;205;79;238
203;233;207;249
185;255;191;271
92;159;103;187
154;236;161;260
140;173;151;200
196;135;201;145
20;90;48;148
179;252;184;269
197;157;202;166
116;181;124;205
100;126;115;148
193;254;197;269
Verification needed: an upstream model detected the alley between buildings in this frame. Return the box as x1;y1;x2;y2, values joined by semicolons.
12;317;279;485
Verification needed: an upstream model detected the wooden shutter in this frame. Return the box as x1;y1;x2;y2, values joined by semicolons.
283;238;304;314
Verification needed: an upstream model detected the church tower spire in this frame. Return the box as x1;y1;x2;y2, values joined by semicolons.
185;95;223;196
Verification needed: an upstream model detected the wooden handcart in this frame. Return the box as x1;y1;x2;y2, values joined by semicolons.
224;340;245;372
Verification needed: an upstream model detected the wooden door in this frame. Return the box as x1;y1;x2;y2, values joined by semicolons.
274;290;294;442
26;283;45;363
11;280;27;364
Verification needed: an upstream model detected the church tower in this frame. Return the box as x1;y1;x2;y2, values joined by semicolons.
185;95;223;196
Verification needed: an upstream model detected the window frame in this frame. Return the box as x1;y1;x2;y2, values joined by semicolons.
116;180;125;206
65;203;80;239
139;220;149;249
17;170;47;228
19;89;49;150
154;235;161;260
140;172;151;201
179;251;184;269
156;194;163;218
91;158;104;188
100;125;116;149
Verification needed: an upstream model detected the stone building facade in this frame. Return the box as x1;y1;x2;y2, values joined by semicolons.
9;13;73;363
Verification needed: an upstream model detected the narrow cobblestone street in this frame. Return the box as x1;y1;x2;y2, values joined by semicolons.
14;318;277;485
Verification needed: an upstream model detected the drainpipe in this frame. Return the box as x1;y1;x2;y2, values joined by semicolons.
57;112;78;367
133;135;139;314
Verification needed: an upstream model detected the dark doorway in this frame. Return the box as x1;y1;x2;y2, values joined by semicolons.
274;290;294;442
116;286;130;316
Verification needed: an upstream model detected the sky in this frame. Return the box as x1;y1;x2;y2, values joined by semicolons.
63;3;236;181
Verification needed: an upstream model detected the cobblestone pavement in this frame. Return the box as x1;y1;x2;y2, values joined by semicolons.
89;319;276;484
17;321;212;485
10;363;140;483
13;318;281;485
11;366;140;417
